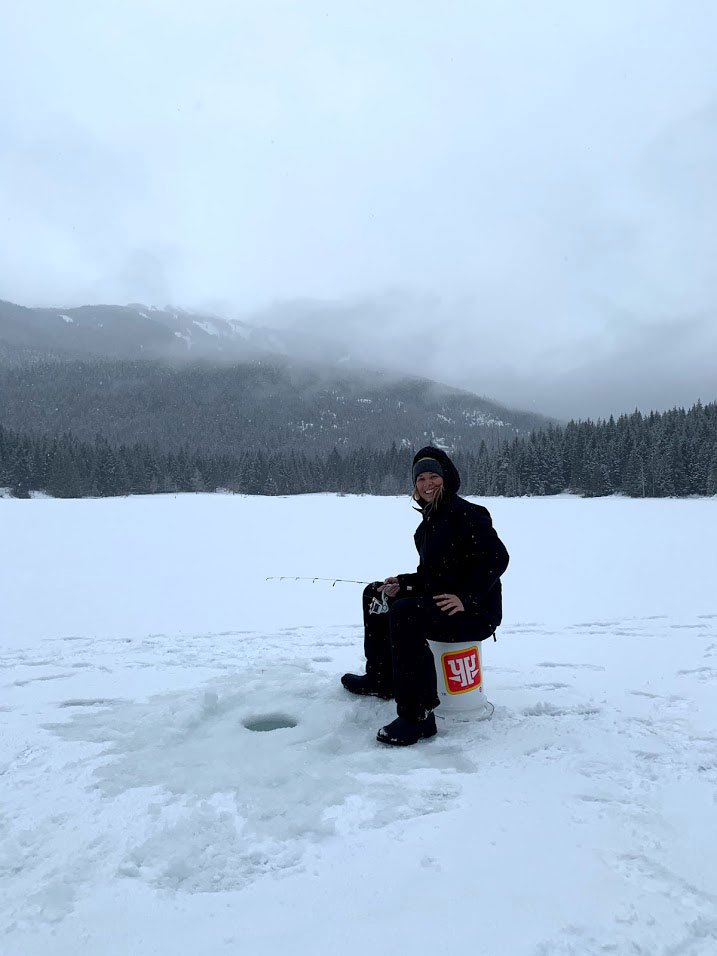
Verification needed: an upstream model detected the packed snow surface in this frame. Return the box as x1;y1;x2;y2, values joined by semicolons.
1;494;716;955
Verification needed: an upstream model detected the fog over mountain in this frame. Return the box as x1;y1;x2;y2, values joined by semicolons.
2;2;716;420
240;292;717;421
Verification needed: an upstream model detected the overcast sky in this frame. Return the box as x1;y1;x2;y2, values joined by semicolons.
1;1;716;418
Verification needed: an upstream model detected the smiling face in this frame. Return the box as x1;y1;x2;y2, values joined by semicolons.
415;471;444;504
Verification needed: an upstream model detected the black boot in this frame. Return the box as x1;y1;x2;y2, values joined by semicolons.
376;712;437;746
341;673;394;700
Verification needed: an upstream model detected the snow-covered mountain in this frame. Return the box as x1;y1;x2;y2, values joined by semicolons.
0;299;553;452
0;299;307;364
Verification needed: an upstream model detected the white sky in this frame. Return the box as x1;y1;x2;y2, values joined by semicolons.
1;1;716;417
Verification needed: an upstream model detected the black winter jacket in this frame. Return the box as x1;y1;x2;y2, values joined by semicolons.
397;447;509;632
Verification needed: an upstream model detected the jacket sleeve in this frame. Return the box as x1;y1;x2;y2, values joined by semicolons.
396;568;425;594
457;513;509;614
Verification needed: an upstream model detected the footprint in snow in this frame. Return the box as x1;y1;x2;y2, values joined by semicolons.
570;620;620;628
608;852;714;911
11;672;75;687
522;701;601;717
629;690;685;702
676;667;716;679
538;662;606;671
525;681;572;690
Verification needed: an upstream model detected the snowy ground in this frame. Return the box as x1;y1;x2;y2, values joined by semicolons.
1;493;716;955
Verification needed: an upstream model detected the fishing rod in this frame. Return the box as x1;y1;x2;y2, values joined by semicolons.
265;576;370;587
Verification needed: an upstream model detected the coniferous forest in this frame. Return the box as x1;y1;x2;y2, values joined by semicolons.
2;400;716;499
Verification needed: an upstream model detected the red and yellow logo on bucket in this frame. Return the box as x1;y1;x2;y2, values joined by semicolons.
441;646;482;695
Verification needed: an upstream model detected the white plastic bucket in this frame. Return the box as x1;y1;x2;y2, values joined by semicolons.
428;639;490;718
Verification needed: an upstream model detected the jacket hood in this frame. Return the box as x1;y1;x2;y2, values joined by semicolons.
412;446;461;497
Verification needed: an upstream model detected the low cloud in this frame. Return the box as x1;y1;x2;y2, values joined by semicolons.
1;2;715;418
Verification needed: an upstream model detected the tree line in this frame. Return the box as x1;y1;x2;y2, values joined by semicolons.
1;400;716;499
0;358;542;456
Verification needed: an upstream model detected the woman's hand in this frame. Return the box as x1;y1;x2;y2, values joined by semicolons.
379;576;400;597
434;594;465;616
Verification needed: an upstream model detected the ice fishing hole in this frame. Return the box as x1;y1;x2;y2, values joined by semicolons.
243;713;298;733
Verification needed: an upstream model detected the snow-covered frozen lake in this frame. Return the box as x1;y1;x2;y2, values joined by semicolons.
2;493;716;955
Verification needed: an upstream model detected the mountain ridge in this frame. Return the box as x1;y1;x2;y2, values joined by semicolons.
0;356;551;456
0;298;554;455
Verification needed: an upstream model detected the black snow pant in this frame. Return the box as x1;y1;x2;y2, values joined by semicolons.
362;582;491;721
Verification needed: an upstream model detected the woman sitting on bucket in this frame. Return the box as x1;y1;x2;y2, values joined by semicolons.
341;446;509;746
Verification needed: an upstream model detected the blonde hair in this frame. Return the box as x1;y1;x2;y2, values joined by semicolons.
411;482;445;510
